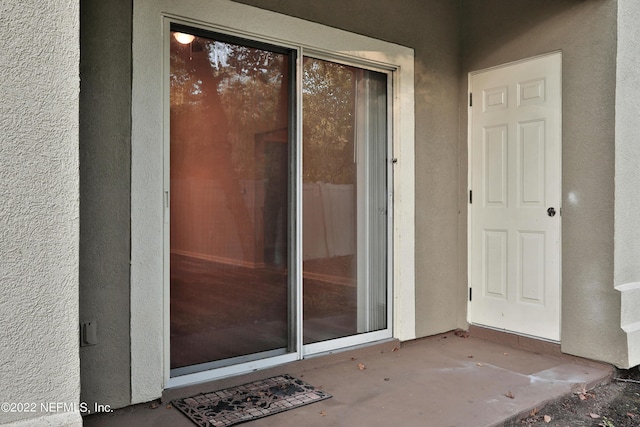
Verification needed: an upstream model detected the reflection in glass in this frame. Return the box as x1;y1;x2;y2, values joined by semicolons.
170;30;290;370
302;58;388;344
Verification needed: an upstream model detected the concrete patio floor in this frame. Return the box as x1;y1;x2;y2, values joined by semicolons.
84;331;612;427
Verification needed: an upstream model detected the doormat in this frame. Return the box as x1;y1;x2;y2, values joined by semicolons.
172;374;331;427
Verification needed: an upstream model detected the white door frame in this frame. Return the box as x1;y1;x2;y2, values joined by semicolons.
132;0;415;401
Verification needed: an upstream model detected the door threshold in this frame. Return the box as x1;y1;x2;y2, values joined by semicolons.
161;338;400;403
469;324;568;359
469;325;611;368
469;325;561;356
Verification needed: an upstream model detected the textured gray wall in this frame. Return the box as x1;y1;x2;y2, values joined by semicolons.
79;0;132;409
233;0;464;338
615;0;640;288
0;1;81;425
615;0;640;368
461;0;626;365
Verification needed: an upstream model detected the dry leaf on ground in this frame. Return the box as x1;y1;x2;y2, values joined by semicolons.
454;329;470;338
543;414;551;423
505;391;514;399
574;385;587;395
358;363;366;370
578;390;594;401
589;413;601;419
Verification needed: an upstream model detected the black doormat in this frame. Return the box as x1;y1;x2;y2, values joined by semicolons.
172;374;331;427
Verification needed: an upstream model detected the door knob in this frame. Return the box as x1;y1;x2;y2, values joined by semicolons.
547;207;556;217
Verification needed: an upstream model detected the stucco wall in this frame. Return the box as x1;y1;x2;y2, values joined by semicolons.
79;0;132;409
615;0;640;288
615;0;640;368
234;0;463;341
0;1;81;426
461;0;627;366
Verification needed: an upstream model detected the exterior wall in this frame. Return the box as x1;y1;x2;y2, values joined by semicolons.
461;0;627;366
76;0;634;411
0;1;81;426
615;0;640;368
79;0;132;409
84;0;460;404
234;0;464;344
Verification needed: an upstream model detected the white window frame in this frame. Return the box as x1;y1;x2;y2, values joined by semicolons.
132;0;415;403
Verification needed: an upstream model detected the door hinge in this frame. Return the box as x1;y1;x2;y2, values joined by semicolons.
469;93;472;107
469;190;472;204
469;287;472;301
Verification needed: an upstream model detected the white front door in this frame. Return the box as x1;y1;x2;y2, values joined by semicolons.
468;52;562;341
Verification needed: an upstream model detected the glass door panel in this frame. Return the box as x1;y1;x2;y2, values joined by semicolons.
302;57;388;345
169;28;292;372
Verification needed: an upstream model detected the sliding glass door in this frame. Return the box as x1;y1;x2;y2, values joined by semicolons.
302;58;388;345
168;23;390;378
169;27;294;374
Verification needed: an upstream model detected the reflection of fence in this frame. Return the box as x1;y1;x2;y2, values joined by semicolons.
170;179;355;266
170;178;263;267
303;183;355;260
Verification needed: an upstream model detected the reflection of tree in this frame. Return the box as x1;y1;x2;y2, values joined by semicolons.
170;34;362;263
303;58;356;185
172;43;358;186
170;33;288;261
171;37;287;179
